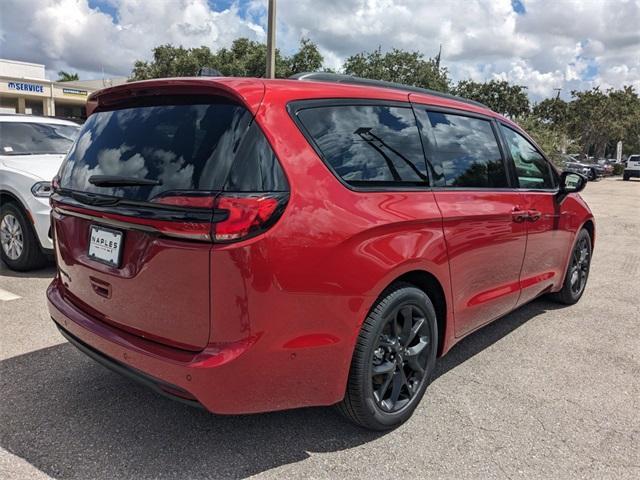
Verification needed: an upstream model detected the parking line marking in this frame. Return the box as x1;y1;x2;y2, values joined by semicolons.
0;288;21;301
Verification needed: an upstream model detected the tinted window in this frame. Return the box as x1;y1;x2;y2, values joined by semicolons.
297;105;428;187
500;125;555;189
0;122;79;155
60;101;286;200
225;122;288;191
415;109;508;188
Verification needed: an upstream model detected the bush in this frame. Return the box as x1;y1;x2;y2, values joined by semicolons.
613;163;625;175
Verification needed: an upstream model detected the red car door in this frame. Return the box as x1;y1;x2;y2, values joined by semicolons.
498;124;574;305
412;104;527;337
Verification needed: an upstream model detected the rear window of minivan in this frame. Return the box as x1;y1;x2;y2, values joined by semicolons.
60;98;287;201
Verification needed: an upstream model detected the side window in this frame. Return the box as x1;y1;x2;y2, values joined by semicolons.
296;104;428;187
414;109;508;188
500;124;555;189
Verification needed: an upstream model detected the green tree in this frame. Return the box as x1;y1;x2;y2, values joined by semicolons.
342;47;450;92
566;87;609;157
130;38;325;81
56;71;79;82
532;97;568;127
565;86;640;157
285;38;324;76
213;38;286;77
454;79;530;118
604;86;640;156
131;45;216;79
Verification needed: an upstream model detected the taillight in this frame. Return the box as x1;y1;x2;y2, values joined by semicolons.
152;220;213;241
213;193;288;242
148;194;215;240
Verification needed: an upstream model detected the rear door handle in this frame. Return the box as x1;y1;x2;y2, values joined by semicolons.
527;210;541;222
511;206;527;223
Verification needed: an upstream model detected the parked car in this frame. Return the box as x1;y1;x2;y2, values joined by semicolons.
596;159;614;176
564;160;600;181
586;160;609;177
623;154;640;180
0;115;80;270
47;74;594;430
563;161;597;180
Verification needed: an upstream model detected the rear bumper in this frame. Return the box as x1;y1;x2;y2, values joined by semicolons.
47;277;353;414
623;169;640;178
47;278;257;414
57;323;202;408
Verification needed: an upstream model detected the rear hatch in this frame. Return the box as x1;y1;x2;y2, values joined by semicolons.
51;85;288;351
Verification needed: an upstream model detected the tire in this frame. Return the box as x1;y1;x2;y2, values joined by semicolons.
0;202;48;271
588;169;596;181
337;283;438;430
549;228;592;305
623;174;629;181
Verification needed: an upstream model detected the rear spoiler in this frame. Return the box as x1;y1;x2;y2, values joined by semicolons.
86;77;265;116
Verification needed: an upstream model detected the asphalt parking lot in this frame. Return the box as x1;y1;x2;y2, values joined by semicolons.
1;176;638;480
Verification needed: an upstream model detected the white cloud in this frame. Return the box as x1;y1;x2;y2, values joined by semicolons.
493;60;565;97
273;0;640;99
1;0;638;100
0;0;264;78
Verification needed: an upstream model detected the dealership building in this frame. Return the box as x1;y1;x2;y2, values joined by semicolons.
0;59;126;121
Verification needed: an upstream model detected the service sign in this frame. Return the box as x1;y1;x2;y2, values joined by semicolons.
8;81;44;93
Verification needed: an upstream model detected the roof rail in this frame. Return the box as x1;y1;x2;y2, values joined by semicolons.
289;72;488;109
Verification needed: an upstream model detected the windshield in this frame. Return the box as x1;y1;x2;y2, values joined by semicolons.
0;121;80;155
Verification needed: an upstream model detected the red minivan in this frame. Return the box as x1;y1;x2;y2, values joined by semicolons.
47;73;594;430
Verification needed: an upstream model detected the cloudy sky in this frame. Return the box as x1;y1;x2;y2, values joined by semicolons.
1;0;638;100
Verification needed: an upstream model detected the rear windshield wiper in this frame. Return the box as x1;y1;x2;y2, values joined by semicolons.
88;175;162;187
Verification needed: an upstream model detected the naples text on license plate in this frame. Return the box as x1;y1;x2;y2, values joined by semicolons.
88;225;123;267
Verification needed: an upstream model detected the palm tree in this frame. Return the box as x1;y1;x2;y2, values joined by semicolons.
57;71;79;82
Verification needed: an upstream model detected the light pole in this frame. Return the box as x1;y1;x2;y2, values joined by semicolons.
554;87;562;100
266;0;277;78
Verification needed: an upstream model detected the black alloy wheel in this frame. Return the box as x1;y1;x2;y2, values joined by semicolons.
550;228;592;305
337;284;438;430
370;304;431;412
568;233;591;297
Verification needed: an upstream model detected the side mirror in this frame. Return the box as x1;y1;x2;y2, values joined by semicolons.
559;171;587;194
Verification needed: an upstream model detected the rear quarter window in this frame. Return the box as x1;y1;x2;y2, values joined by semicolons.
295;104;428;188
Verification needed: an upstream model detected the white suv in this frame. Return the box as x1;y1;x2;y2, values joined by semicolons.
623;154;640;181
0;115;80;270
